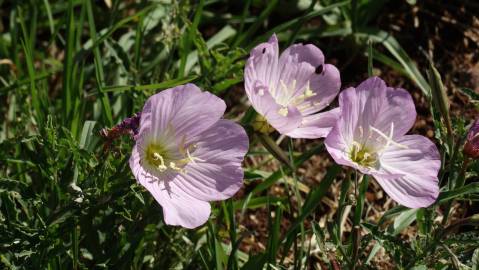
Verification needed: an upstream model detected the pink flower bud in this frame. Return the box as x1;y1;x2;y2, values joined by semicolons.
464;119;479;159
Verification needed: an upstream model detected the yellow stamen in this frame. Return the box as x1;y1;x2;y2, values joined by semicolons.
278;107;288;117
153;152;168;171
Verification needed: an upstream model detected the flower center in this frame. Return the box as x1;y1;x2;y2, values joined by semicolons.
143;137;203;175
145;143;171;172
348;123;409;169
349;142;378;168
274;80;317;116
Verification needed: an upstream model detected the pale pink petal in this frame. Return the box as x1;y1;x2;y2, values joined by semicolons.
354;77;416;138
373;135;440;208
274;56;315;104
173;120;249;201
244;80;280;116
142;84;226;143
374;87;416;138
129;145;211;228
277;44;339;115
244;34;279;105
280;43;324;67
337;77;416;149
325;124;361;170
286;108;340;138
353;77;388;142
265;104;302;134
299;64;341;115
336;87;361;145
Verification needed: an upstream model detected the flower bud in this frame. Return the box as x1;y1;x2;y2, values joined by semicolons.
252;114;275;134
464;119;479;159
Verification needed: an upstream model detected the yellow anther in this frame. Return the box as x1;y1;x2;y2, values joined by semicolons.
169;162;180;170
303;82;316;98
278;107;288;117
304;89;315;97
291;80;297;92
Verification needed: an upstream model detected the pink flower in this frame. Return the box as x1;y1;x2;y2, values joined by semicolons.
325;77;440;208
244;34;341;138
129;84;249;228
464;119;479;159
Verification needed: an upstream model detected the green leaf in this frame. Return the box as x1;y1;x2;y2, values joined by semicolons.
390;208;418;235
438;183;479;203
79;121;96;150
459;87;479;101
473;248;479;270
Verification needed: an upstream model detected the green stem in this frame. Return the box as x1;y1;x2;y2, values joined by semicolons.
257;132;293;170
337;170;352;239
351;173;368;269
442;157;470;225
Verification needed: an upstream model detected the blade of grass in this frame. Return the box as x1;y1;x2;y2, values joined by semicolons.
19;8;44;124
249;1;349;49
251;143;324;195
234;0;252;42
225;200;238;270
63;0;76;124
356;28;431;97
87;75;198;96
233;0;278;47
179;0;205;77
367;39;373;76
351;174;368;269
78;4;155;58
438;183;479;203
85;0;113;125
42;0;55;34
278;165;341;266
266;199;283;267
283;164;341;240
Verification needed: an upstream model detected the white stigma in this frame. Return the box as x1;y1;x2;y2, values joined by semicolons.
186;147;204;164
369;123;408;150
